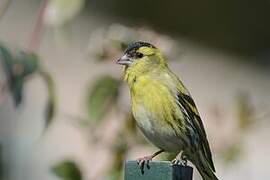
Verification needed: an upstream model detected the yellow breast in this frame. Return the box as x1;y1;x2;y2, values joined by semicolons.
130;75;180;128
128;75;185;151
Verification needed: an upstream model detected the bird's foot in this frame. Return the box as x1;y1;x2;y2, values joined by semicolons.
137;156;153;174
172;154;188;166
172;158;187;166
172;158;180;164
136;150;164;174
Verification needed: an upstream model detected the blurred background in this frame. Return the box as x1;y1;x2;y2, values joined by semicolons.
0;0;270;180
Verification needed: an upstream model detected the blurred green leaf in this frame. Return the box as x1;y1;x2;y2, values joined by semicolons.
236;93;254;129
0;46;39;78
222;143;242;165
0;45;14;78
17;52;39;77
10;76;23;106
38;69;56;130
0;45;25;105
0;44;56;130
52;160;82;180
86;75;120;122
0;45;40;106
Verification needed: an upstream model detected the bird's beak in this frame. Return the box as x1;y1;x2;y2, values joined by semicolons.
116;54;132;66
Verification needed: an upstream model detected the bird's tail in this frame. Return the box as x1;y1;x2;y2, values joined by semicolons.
191;151;218;180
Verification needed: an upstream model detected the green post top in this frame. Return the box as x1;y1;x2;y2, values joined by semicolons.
124;161;193;180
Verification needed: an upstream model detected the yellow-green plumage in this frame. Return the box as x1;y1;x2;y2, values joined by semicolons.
117;41;218;180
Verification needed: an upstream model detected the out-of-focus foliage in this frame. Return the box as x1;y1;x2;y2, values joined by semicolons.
44;0;85;27
221;93;257;165
0;44;56;130
87;24;179;62
222;143;242;165
86;75;120;122
52;160;82;180
0;45;39;105
17;52;39;77
107;134;128;180
236;93;254;129
38;69;56;129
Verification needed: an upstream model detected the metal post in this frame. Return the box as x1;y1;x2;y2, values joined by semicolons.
125;161;193;180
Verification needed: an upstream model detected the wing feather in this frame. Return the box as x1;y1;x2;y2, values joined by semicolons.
176;90;216;172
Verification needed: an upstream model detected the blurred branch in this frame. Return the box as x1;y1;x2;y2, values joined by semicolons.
38;68;56;130
0;82;8;107
0;0;11;20
29;0;49;51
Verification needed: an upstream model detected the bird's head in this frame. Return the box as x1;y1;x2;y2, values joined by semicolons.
116;41;167;73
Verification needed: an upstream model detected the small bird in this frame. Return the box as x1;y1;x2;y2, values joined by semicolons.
117;41;218;180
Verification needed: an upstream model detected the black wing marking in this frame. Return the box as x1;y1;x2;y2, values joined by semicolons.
177;92;216;172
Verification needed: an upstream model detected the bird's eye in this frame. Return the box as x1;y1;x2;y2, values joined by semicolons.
136;52;144;58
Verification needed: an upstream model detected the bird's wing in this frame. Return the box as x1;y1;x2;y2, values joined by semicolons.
175;85;216;172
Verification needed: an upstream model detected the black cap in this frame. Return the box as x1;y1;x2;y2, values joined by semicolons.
124;41;156;54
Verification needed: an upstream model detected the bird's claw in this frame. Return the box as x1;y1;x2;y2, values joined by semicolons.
137;156;152;174
172;159;180;165
171;158;187;166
